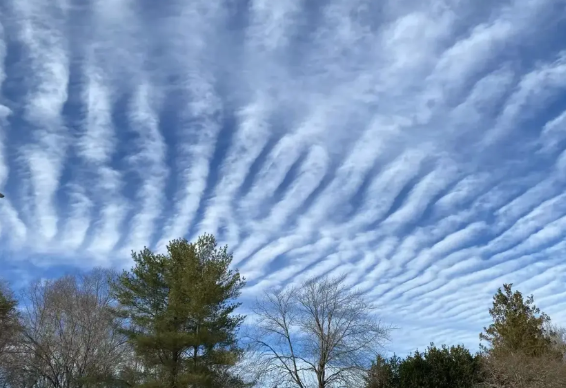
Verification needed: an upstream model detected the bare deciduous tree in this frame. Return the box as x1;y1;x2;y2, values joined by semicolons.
477;351;566;388
548;325;566;361
247;275;393;388
3;269;129;388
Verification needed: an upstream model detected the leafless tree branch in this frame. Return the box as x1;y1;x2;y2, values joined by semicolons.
246;275;394;388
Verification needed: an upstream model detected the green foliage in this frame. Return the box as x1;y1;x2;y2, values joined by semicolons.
0;281;18;352
0;282;19;388
366;344;483;388
112;234;246;388
0;285;16;326
399;344;483;388
366;354;401;388
480;283;558;359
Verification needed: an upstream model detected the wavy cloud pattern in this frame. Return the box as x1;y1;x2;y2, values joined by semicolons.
1;0;566;354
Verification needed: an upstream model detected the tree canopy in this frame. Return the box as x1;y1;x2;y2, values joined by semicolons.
249;275;392;388
479;283;558;359
111;234;247;388
365;344;482;388
0;282;18;352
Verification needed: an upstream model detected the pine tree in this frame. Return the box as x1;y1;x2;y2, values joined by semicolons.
366;354;401;388
111;234;246;388
367;344;482;388
0;281;18;354
479;283;557;358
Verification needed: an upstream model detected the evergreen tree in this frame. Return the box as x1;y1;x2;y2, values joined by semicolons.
0;281;18;354
403;344;482;388
399;344;482;388
0;281;20;387
112;234;246;388
366;354;401;388
479;283;558;358
365;344;482;388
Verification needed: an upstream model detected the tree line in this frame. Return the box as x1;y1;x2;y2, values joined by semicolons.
0;233;565;388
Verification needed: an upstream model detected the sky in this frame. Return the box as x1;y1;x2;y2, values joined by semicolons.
1;0;566;356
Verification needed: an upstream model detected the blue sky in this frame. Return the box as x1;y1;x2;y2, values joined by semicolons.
1;0;566;355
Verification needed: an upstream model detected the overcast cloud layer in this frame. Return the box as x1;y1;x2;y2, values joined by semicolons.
1;0;566;355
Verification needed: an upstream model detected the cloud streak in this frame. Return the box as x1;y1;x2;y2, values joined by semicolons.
1;0;566;355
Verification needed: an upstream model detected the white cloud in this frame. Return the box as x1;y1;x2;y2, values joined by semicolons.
12;0;70;244
80;68;127;258
122;82;168;253
1;0;566;356
157;72;223;250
